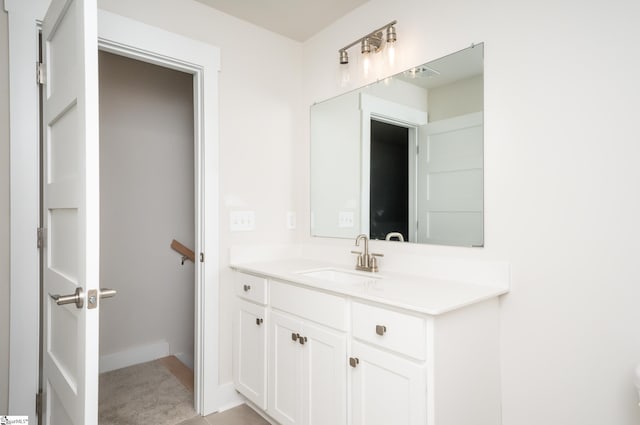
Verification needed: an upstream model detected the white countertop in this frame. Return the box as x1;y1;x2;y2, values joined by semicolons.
230;258;509;315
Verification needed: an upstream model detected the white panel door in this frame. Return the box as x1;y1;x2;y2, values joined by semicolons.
303;321;347;425
417;112;483;246
42;0;100;424
234;300;267;409
350;341;426;425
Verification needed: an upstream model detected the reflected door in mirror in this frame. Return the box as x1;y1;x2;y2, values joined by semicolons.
370;120;410;242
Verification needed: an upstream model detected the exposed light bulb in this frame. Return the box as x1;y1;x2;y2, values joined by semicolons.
340;64;350;87
387;43;396;67
362;54;371;78
385;25;397;70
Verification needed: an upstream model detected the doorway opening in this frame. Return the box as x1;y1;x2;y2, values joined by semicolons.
369;119;410;242
96;51;197;423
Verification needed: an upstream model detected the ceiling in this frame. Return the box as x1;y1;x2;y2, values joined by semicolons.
397;44;484;90
194;0;370;42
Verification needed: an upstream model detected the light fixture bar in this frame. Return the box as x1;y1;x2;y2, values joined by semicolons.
338;20;397;60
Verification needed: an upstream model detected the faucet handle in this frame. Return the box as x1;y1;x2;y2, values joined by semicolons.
351;250;364;268
371;252;384;258
369;255;380;272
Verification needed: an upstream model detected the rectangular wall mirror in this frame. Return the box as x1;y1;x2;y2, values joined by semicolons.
310;43;484;247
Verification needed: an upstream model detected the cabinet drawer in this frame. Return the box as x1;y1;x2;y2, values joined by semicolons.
235;272;268;305
271;280;348;331
352;302;426;360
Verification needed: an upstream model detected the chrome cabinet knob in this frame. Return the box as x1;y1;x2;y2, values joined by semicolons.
376;325;387;336
349;357;360;368
256;318;263;326
243;284;251;292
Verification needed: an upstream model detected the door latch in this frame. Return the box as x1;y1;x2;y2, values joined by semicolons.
87;288;117;309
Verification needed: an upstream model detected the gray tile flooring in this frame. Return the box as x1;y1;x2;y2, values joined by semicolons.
177;404;270;425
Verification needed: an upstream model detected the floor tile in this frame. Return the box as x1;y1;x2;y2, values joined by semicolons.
205;404;270;425
176;416;209;425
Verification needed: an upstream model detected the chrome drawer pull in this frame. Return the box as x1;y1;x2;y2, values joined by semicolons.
376;325;387;336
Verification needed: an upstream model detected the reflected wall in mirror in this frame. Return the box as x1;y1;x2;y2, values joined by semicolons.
311;43;483;247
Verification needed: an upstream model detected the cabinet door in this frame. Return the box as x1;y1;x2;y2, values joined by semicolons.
350;341;426;425
269;310;304;425
234;300;267;409
302;321;347;425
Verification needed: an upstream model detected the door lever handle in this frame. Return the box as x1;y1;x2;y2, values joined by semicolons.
87;288;118;309
99;288;117;299
49;287;84;309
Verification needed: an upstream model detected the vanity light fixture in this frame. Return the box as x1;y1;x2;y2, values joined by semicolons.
338;20;398;76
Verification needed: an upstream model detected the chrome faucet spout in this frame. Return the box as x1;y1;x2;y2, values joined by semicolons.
352;234;383;273
355;233;369;257
385;232;405;242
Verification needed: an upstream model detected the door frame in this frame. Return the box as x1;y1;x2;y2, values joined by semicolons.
5;2;223;420
359;93;427;242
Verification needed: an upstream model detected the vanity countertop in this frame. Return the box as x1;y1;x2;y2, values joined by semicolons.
230;258;508;316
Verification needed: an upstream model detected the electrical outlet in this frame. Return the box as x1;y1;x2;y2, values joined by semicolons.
286;211;296;230
230;211;255;231
338;211;354;228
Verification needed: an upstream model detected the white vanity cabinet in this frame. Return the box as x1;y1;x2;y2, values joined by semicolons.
232;265;503;425
268;281;348;425
349;302;427;425
350;340;426;425
233;273;268;409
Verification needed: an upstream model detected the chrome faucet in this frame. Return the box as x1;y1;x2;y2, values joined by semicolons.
385;232;405;242
351;234;384;272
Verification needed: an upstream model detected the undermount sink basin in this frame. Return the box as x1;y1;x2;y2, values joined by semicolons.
296;268;380;284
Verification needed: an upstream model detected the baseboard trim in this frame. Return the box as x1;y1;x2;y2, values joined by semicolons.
244;399;279;425
214;382;245;412
174;351;194;369
99;340;170;373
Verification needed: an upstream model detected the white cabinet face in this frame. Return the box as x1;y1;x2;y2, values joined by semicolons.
350;341;426;425
269;311;304;425
232;271;501;425
234;300;267;409
268;310;348;425
303;321;347;425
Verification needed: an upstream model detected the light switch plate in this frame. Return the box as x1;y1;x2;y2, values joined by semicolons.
338;211;354;228
230;211;255;231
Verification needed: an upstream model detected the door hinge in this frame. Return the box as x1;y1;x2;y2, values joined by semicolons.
37;227;47;249
35;391;43;418
416;145;420;155
36;62;46;85
200;252;204;263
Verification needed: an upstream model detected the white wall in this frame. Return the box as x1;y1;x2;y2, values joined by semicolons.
0;6;10;414
428;74;482;121
96;0;303;384
300;0;640;424
98;51;195;368
310;91;361;237
3;0;639;422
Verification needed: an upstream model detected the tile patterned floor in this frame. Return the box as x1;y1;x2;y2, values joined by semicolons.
177;404;270;425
